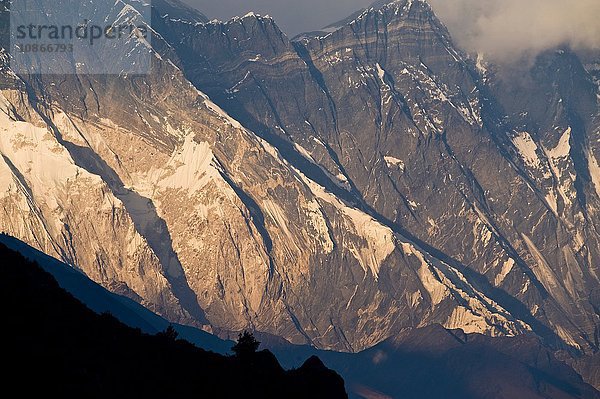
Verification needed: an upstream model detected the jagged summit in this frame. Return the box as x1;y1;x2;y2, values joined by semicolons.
153;0;208;23
296;0;435;40
212;12;281;35
202;11;276;26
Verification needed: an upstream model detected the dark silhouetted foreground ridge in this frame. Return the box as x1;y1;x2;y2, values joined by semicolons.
0;241;347;398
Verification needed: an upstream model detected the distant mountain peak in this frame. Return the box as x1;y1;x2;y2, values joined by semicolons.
153;0;208;23
295;0;438;41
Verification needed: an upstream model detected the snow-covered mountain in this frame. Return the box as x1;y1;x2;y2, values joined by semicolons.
0;0;598;392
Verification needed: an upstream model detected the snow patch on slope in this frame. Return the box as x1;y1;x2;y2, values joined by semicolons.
158;135;219;192
512;132;540;167
401;242;448;306
547;127;572;159
304;199;335;254
375;63;386;82
494;258;515;287
0;95;79;190
401;240;529;336
384;156;405;171
300;176;396;278
445;306;493;335
586;147;600;198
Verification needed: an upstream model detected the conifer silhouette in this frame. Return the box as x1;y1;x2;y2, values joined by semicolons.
232;330;260;358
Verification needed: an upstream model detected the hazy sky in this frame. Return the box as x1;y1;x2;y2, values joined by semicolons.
185;0;374;36
185;0;600;61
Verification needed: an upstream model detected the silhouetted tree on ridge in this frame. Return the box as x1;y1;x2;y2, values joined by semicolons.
232;330;260;359
157;324;179;341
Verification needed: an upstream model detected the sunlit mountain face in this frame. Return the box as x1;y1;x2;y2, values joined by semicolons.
0;1;599;398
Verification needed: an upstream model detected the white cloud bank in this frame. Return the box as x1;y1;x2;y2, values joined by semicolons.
428;0;600;61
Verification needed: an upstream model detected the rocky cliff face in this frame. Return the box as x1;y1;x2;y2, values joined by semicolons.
156;0;600;353
0;0;598;359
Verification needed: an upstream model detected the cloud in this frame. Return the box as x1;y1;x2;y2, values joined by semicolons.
428;0;600;61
